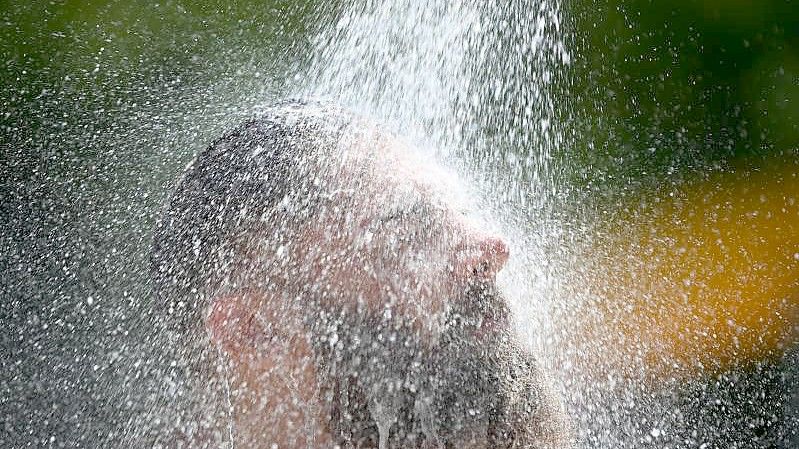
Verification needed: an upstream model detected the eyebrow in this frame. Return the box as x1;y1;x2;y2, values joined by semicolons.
379;201;431;224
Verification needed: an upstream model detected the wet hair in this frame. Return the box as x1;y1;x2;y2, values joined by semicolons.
152;100;353;334
144;100;354;444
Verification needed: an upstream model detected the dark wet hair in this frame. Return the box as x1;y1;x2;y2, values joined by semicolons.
137;101;357;445
151;100;351;333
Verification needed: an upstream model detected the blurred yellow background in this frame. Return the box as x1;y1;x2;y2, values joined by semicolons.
576;158;798;380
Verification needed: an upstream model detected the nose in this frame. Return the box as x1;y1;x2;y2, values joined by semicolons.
453;233;510;281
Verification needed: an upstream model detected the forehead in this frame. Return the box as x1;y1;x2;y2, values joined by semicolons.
339;126;468;211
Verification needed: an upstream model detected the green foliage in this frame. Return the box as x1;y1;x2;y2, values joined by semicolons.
566;0;798;197
3;0;795;197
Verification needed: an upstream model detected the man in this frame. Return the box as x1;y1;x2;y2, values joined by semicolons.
149;100;570;448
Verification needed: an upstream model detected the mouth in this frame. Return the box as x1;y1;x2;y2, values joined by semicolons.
441;307;509;338
473;306;511;338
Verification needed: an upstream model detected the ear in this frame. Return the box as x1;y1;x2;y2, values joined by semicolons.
205;292;261;360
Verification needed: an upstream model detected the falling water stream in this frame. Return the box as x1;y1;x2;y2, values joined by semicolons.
302;0;571;352
4;1;796;448
300;1;571;445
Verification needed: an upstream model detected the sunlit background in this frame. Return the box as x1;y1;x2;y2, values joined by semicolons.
2;0;796;447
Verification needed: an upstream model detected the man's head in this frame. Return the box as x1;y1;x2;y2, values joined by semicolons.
151;101;569;448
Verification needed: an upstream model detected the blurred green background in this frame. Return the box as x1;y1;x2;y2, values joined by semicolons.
2;0;796;448
3;0;797;191
567;0;798;201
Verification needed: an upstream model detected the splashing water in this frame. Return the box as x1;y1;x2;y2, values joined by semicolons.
304;0;569;189
5;1;795;448
301;0;571;340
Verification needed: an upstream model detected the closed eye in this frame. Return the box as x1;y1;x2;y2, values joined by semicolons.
379;202;430;225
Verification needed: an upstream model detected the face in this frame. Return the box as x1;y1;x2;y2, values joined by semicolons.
300;128;511;340
199;117;568;449
287;130;567;448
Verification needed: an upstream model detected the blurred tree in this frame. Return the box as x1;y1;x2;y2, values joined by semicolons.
566;0;798;200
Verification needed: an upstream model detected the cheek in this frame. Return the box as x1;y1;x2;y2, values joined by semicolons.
307;222;461;321
379;232;459;313
404;245;451;290
297;230;382;307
